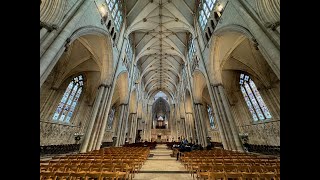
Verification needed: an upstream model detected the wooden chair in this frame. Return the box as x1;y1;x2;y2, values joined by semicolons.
78;165;91;173
242;173;259;180
51;164;66;172
224;172;242;180
70;172;87;180
55;172;71;180
40;172;56;180
197;165;213;180
249;166;264;173
259;172;276;180
100;172;119;180
223;165;237;173
40;164;52;172
212;165;224;172
84;172;101;180
208;172;225;180
65;165;79;173
236;165;250;173
89;164;102;173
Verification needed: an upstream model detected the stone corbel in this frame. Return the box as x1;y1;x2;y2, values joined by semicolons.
40;21;58;32
64;37;71;52
251;38;259;50
265;21;280;31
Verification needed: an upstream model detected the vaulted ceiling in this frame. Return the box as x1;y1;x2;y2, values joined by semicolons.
125;0;198;99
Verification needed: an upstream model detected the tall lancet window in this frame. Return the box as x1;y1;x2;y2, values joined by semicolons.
239;73;272;121
199;0;216;30
207;105;215;129
107;106;116;129
52;75;84;123
106;0;123;31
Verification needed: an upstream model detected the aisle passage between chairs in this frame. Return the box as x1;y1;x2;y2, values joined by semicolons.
133;144;193;180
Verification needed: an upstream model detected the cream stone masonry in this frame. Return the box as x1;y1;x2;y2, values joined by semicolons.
40;0;280;153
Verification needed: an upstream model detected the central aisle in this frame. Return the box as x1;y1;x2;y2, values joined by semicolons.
134;144;193;180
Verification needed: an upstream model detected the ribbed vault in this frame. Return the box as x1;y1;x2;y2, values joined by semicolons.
125;0;196;99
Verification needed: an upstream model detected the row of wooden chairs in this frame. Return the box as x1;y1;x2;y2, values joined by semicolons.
40;147;150;180
40;171;121;180
200;171;279;180
179;149;280;180
193;164;279;179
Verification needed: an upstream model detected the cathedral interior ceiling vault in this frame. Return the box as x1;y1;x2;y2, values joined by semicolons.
125;0;196;100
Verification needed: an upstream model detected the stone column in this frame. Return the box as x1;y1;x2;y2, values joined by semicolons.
92;85;111;150
195;103;209;147
181;118;187;140
88;85;109;151
115;104;126;147
217;85;244;151
40;0;93;87
211;85;233;150
128;113;136;143
80;85;105;152
186;113;195;143
193;103;204;146
184;115;190;140
133;114;139;142
119;105;129;146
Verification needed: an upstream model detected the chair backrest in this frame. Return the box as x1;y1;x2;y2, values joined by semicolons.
100;172;119;180
225;172;242;179
242;172;259;179
40;172;56;180
212;165;224;172
259;172;276;180
208;172;225;180
224;165;237;172
85;172;101;179
55;172;71;180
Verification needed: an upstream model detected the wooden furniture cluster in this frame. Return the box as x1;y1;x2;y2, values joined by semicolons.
180;149;280;180
40;147;150;180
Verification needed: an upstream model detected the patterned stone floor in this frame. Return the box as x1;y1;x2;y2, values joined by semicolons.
133;144;192;180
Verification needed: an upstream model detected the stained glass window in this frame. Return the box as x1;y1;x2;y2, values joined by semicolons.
52;75;84;123
207;105;215;129
107;106;116;129
239;73;272;121
106;0;123;31
198;0;216;30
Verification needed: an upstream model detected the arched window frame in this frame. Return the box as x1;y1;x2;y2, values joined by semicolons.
239;73;272;122
106;0;123;32
198;0;217;30
207;104;215;129
52;75;84;123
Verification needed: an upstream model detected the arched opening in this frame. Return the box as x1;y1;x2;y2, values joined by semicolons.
151;91;171;142
209;30;280;146
40;34;113;146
